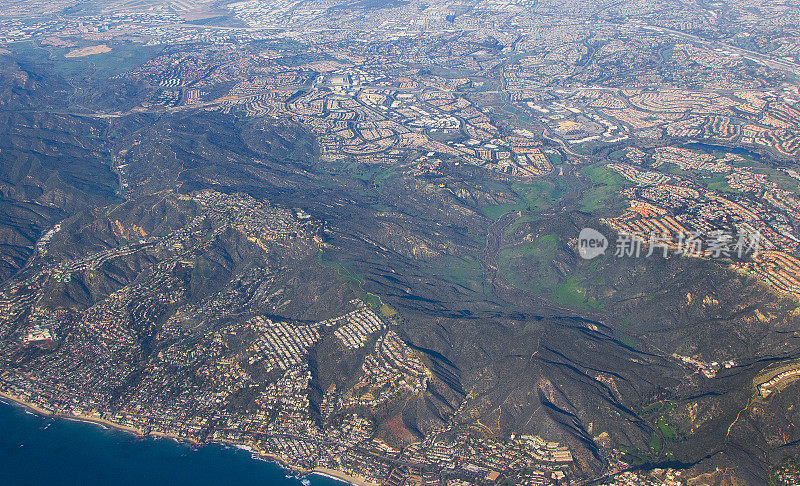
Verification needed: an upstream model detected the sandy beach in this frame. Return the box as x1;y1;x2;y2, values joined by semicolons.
0;390;148;436
310;467;379;486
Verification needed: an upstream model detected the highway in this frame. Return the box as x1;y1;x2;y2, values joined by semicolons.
639;22;800;77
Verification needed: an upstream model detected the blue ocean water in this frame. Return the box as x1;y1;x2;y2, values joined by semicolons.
0;400;348;486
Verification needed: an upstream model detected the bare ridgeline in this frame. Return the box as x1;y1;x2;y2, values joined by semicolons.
3;0;800;485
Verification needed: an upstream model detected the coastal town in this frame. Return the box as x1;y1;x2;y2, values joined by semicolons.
1;0;800;484
0;189;576;485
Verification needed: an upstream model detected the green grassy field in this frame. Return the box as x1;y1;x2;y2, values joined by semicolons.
350;165;395;188
550;276;601;309
498;233;602;310
482;178;568;219
703;174;739;193
579;164;630;213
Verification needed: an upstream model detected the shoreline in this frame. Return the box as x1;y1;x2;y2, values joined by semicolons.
309;467;378;486
0;390;152;437
0;390;375;486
